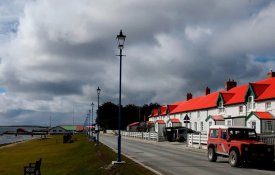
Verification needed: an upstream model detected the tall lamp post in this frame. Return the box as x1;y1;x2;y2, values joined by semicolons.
113;30;126;164
88;109;91;137
96;86;101;143
91;102;94;139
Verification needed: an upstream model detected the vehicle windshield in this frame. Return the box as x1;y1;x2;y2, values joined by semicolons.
228;128;257;140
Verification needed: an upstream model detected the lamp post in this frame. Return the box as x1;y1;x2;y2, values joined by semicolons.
91;102;94;139
96;86;101;143
88;109;91;138
115;30;126;163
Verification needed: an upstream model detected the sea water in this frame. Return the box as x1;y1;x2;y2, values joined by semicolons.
0;126;47;145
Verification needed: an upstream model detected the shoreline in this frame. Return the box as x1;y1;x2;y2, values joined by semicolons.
0;136;40;149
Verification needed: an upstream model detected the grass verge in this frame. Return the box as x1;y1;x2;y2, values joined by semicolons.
0;134;156;175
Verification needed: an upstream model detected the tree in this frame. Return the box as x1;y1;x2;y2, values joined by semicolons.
96;102;118;130
96;101;161;130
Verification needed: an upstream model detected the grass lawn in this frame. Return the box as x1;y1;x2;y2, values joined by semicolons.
0;134;156;175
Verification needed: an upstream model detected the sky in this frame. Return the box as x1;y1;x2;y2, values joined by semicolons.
1;0;275;126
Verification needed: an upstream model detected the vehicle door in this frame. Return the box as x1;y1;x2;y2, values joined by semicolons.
216;129;229;155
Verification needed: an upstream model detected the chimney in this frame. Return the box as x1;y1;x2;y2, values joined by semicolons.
205;86;210;95
225;79;237;91
186;93;192;100
267;70;275;78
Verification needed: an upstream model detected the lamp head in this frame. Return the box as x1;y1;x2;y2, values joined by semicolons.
116;30;126;50
97;86;101;95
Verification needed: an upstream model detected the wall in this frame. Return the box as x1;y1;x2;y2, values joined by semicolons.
246;115;261;133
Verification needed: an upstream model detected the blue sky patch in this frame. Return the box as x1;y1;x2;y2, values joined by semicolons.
255;56;275;63
0;87;7;93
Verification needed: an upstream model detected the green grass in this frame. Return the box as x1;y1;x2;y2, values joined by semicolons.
0;134;156;175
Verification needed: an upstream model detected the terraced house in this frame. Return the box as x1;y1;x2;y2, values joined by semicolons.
149;71;275;134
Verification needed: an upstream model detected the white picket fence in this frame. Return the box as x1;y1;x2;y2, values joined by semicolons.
187;133;208;149
121;131;159;141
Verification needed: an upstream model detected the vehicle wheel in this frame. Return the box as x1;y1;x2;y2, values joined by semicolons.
208;147;217;162
229;150;241;167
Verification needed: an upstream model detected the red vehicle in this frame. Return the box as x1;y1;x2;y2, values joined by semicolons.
207;125;274;167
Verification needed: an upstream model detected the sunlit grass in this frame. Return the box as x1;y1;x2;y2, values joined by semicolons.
0;134;155;175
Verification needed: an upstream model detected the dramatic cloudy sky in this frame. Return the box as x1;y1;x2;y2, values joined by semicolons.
1;0;275;126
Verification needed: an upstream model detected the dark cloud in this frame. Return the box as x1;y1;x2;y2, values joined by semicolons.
1;0;275;125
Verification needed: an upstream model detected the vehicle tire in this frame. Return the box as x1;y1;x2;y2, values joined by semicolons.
208;147;217;162
229;150;241;167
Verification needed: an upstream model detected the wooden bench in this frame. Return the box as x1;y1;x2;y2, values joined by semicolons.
24;158;42;175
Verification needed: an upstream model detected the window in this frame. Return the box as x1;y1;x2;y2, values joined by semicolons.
265;102;271;111
210;129;218;138
247;96;255;111
218;101;225;113
227;120;232;126
194;122;197;131
197;111;200;118
200;122;204;131
209;121;213;127
239;106;243;113
251;121;256;130
221;130;227;139
265;121;272;132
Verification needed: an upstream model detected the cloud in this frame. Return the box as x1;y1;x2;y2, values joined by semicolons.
0;0;275;125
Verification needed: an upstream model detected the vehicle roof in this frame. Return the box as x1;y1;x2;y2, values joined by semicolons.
209;125;253;129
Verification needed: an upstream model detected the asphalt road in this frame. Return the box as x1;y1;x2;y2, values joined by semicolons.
100;134;275;175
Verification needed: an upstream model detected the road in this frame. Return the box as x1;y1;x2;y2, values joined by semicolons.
100;134;275;175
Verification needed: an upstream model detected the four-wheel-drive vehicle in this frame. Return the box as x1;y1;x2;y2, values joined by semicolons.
207;125;274;167
164;126;197;142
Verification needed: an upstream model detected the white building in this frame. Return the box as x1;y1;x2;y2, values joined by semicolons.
149;71;275;134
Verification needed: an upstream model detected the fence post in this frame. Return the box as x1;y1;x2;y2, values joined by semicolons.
191;134;193;147
199;133;201;149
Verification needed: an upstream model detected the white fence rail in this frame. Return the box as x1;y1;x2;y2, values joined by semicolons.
187;133;208;149
121;131;159;141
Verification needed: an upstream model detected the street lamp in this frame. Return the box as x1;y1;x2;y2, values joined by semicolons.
113;30;126;164
91;102;94;140
88;109;91;138
96;86;101;144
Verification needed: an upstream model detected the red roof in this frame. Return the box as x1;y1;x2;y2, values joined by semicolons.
157;120;165;124
252;78;275;101
127;122;140;127
167;104;178;113
171;92;219;114
152;108;159;117
255;112;275;120
212;115;225;121
223;84;248;105
170;118;181;123
160;77;275;115
160;106;167;116
76;125;84;131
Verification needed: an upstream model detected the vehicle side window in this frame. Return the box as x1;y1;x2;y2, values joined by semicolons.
210;129;218;138
221;130;227;139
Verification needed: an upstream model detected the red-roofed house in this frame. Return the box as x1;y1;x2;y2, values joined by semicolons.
167;118;182;127
146;71;275;134
205;115;225;126
126;122;140;131
246;112;275;133
155;120;166;137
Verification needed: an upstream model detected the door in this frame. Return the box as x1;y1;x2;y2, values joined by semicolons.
216;129;229;155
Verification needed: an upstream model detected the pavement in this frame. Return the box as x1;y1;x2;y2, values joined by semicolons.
101;133;208;175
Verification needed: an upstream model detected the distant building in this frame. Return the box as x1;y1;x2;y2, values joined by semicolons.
49;125;84;134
